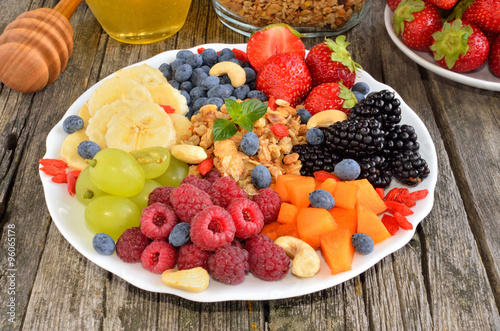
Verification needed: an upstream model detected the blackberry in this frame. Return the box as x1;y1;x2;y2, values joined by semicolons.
348;90;401;128
390;150;430;186
382;124;420;157
324;119;385;157
292;144;341;176
356;155;392;188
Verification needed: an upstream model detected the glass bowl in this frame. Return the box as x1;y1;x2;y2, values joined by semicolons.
211;0;371;37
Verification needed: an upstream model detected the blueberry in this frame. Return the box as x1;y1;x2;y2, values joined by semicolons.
243;67;256;83
176;49;194;59
251;165;271;189
186;54;203;68
200;75;220;90
171;58;186;72
206;97;224;109
240;132;259;156
351;233;374;255
308;189;335;210
247;80;256;90
190;86;206;100
63;115;84;134
92;233;115;255
353;91;365;102
168;223;191;247
201;48;217;67
192;97;208;111
180;90;191;105
296;108;312;124
219;74;232;85
77;141;100;159
306;128;324;145
200;65;211;74
233;84;250;100
180;81;193;92
228;58;243;66
159;63;172;80
186;109;195;120
207;84;233;99
242;61;251;68
247;90;267;102
334;159;361;181
351;82;370;95
169;80;180;89
217;48;235;62
175;64;193;82
191;68;208;86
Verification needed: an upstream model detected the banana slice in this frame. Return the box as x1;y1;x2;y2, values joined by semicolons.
60;130;89;170
105;102;176;152
87;77;153;117
144;82;189;116
78;102;91;129
114;64;167;85
86;100;142;149
169;113;193;143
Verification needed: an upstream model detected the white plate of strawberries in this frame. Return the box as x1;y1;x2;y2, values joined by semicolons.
384;1;500;91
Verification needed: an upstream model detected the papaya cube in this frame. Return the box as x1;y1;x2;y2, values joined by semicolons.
320;228;355;275
277;202;299;224
260;220;299;241
352;179;387;214
329;207;357;235
357;206;391;244
318;178;337;196
275;174;303;202
333;181;359;210
285;177;316;208
297;207;337;249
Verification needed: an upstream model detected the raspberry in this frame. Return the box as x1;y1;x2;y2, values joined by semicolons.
248;240;290;281
207;176;247;208
170;184;213;224
207;246;249;285
227;199;264;239
181;175;211;192
252;188;282;224
177;243;212;270
148;186;175;208
116;227;151;263
203;168;221;183
141;240;177;274
270;123;289;139
244;234;273;254
140;203;178;240
190;206;236;251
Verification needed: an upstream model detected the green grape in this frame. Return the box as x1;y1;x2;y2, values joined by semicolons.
88;148;145;197
153;155;189;187
75;167;108;205
128;179;161;212
85;195;141;241
130;146;171;179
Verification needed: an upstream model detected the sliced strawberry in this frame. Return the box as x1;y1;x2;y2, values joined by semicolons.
303;82;357;115
255;52;312;107
430;19;489;72
305;36;361;88
247;24;305;72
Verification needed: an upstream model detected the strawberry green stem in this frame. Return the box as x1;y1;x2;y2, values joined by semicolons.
430;19;472;69
393;0;425;35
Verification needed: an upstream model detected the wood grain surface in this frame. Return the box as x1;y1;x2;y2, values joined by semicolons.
0;0;499;330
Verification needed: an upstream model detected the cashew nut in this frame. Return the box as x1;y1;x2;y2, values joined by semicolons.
209;61;246;88
274;236;321;278
307;109;348;129
161;267;210;293
171;144;207;164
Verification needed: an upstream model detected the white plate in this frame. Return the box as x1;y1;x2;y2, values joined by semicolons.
40;43;438;302
384;5;500;91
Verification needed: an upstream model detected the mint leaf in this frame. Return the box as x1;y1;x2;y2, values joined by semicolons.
234;117;254;132
241;99;268;123
213;119;238;141
225;98;242;120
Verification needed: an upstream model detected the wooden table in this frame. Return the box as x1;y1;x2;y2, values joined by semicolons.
1;0;499;329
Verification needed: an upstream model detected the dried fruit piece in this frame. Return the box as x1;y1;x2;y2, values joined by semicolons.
393;212;413;230
381;214;399;235
385;200;414;216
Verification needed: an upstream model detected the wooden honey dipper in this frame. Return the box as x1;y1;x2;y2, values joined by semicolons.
0;0;83;93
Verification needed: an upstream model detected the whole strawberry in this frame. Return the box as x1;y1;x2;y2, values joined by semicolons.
255;52;312;107
303;83;357;116
247;24;306;72
488;35;500;77
388;0;403;11
430;19;489;72
426;0;458;10
463;0;500;34
393;0;443;51
305;36;361;88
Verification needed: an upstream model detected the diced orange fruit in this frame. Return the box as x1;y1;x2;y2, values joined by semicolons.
297;207;337;249
277;202;299;224
351;179;387;214
275;174;303;202
260;220;299;241
332;181;359;210
356;206;391;244
318;178;337;196
320;228;355;275
285;177;316;208
329;207;357;235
